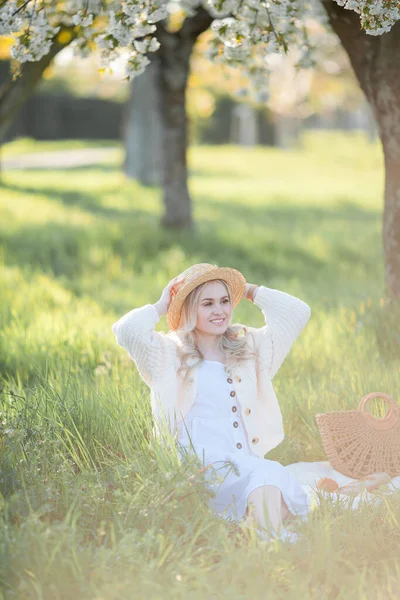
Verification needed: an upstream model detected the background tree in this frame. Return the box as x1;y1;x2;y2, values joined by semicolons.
322;1;400;299
124;9;212;228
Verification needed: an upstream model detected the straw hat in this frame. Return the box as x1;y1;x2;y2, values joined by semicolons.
167;263;246;331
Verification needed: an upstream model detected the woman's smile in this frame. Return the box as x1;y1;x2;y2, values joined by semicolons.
210;318;226;325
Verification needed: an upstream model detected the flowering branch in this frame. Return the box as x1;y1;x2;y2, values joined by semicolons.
0;0;397;82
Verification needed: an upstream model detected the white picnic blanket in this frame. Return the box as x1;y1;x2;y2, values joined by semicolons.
285;461;400;511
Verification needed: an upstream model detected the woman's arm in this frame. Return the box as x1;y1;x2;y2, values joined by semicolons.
112;277;185;386
245;284;311;379
112;302;176;386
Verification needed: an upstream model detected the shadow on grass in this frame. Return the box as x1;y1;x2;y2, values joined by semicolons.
0;210;362;286
0;172;380;287
0;174;153;220
1;170;379;226
197;194;379;225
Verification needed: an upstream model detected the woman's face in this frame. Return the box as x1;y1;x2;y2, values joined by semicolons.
195;281;233;336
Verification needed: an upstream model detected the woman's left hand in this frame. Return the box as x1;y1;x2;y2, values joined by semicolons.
243;283;260;302
243;283;255;299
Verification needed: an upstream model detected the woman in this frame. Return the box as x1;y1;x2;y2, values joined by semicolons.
112;263;312;542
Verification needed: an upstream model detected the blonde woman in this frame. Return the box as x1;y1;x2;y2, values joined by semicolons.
112;263;311;542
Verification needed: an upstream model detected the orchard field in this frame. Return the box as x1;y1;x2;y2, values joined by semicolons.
1;132;399;599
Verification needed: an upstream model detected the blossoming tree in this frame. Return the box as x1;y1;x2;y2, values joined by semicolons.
1;0;399;297
123;10;213;225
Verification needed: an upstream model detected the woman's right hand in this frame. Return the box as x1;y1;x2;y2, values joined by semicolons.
154;275;186;317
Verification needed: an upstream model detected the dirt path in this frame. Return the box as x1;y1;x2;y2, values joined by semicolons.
2;147;121;170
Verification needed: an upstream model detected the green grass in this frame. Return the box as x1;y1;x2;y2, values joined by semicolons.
1;131;399;599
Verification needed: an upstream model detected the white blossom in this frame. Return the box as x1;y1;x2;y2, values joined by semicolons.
205;0;240;18
72;11;94;27
147;5;169;23
211;17;250;48
338;0;400;34
0;1;23;35
9;9;60;63
134;36;160;52
126;52;151;77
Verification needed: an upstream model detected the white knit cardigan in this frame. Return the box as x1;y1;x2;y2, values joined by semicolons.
112;285;311;457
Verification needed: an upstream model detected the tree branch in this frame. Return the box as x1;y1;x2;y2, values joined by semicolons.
178;7;213;40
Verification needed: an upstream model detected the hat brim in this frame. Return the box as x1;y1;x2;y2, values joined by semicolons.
167;267;246;331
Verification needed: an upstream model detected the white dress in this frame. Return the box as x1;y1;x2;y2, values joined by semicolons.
176;360;310;523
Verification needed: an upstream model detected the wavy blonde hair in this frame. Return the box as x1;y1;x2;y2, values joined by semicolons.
174;279;257;381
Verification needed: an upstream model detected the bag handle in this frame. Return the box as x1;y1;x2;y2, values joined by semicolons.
358;392;399;430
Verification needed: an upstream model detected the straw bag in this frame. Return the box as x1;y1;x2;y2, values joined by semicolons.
316;392;400;479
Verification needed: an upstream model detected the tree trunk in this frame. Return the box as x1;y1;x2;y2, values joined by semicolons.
0;29;74;144
274;113;302;150
231;104;258;146
322;1;400;299
123;54;162;186
156;10;212;229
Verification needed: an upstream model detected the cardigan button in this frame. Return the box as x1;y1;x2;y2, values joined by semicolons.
251;437;259;444
236;442;242;449
244;408;251;416
232;406;237;413
233;421;239;428
230;391;236;397
227;377;233;384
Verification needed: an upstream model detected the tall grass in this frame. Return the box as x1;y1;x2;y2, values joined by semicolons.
0;131;399;599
